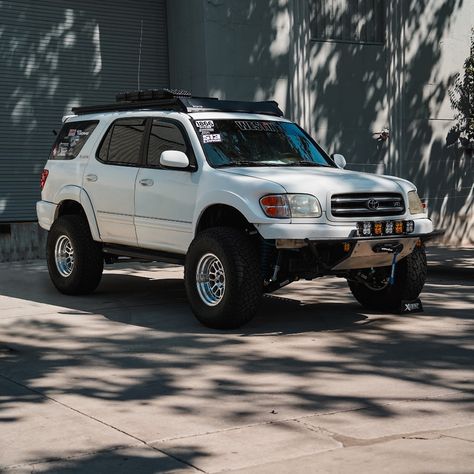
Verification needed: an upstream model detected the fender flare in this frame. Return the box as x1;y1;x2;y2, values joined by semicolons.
53;185;101;241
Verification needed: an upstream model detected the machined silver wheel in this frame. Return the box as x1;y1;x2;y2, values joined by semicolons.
54;235;75;277
196;253;226;306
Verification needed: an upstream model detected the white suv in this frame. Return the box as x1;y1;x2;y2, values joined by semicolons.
37;89;438;328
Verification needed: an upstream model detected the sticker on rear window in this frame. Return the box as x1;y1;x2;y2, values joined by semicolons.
202;133;222;143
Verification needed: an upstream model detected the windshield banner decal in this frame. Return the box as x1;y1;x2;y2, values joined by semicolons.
234;121;281;132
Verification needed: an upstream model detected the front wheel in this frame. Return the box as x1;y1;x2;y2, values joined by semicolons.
184;227;263;329
348;244;427;311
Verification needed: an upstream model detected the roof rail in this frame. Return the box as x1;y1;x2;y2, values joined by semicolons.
71;89;284;117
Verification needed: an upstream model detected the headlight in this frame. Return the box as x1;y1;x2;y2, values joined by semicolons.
260;194;322;218
408;190;424;215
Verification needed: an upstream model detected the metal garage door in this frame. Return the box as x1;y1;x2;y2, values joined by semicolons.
0;0;169;221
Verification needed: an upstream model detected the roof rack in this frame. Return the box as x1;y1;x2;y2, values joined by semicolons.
71;88;284;117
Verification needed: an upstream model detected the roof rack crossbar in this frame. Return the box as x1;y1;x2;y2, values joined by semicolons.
72;98;186;115
72;89;284;117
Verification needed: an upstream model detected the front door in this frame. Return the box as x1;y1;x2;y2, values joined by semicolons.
134;119;198;253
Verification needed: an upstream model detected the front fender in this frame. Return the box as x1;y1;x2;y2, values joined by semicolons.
193;188;290;237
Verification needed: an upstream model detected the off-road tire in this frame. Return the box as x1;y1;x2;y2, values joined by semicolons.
47;215;103;295
184;227;262;329
348;244;427;311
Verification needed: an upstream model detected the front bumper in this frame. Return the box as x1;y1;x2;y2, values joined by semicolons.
261;222;442;272
255;217;434;240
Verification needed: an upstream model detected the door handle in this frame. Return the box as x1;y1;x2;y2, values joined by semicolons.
85;174;98;182
139;178;154;186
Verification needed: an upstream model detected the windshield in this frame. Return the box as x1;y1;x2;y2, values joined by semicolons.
194;119;333;168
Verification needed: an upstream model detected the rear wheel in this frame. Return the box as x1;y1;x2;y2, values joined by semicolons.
47;215;103;295
184;227;262;329
348;244;427;311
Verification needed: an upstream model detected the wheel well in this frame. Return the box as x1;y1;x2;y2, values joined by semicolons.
196;205;253;234
56;200;86;219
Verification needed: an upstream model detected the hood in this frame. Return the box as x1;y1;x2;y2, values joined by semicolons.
220;166;406;196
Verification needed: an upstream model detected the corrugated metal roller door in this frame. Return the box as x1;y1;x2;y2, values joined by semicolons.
0;0;169;222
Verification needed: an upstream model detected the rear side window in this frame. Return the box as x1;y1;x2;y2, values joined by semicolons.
147;120;187;167
50;120;98;160
97;118;146;166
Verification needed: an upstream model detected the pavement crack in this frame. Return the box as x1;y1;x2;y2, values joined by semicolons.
0;373;206;473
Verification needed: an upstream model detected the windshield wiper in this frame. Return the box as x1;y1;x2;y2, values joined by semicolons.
214;161;283;168
284;161;326;167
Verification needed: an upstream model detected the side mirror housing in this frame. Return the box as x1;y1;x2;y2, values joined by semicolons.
159;150;190;169
332;153;346;169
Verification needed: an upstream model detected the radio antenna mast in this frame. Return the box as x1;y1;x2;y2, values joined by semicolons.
138;19;143;89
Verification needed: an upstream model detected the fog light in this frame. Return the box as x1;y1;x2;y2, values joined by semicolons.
406;220;415;233
362;222;372;236
395;221;404;234
374;222;382;235
343;242;351;252
385;221;394;234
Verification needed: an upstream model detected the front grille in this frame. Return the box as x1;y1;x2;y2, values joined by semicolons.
331;193;405;218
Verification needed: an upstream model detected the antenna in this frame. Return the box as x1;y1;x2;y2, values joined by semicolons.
137;19;143;89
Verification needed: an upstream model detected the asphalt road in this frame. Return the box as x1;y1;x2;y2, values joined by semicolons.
0;260;473;473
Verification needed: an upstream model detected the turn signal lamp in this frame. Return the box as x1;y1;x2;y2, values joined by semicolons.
260;195;290;218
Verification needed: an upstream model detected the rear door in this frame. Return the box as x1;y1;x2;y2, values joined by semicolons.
83;117;146;245
134;118;198;253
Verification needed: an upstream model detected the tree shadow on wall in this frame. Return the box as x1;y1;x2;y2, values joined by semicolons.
205;0;470;244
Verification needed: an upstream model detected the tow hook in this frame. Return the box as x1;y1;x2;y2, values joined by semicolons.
372;243;403;285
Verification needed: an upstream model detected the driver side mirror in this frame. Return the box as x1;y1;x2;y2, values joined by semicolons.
332;153;346;169
160;150;190;169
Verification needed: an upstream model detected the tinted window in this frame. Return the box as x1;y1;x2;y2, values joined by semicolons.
50;121;98;160
147;120;187;167
100;118;146;165
196;120;332;168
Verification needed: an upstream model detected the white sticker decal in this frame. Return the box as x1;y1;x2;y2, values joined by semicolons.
195;120;214;130
202;133;222;143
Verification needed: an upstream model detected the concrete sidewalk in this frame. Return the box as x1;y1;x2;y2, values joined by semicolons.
426;246;473;276
0;257;473;473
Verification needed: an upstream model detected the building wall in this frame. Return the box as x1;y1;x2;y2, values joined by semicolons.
0;0;170;261
0;0;169;223
167;0;473;246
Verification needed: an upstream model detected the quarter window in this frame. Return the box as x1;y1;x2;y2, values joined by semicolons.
147;120;187;167
50;121;98;160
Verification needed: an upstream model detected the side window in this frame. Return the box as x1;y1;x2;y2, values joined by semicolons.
98;118;146;165
50;120;98;160
147;120;187;167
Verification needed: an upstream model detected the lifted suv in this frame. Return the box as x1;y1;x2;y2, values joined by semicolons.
38;89;439;328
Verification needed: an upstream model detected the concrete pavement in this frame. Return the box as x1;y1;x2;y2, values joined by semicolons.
0;254;473;473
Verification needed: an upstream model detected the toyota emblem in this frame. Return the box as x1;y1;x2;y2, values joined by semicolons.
367;199;379;210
